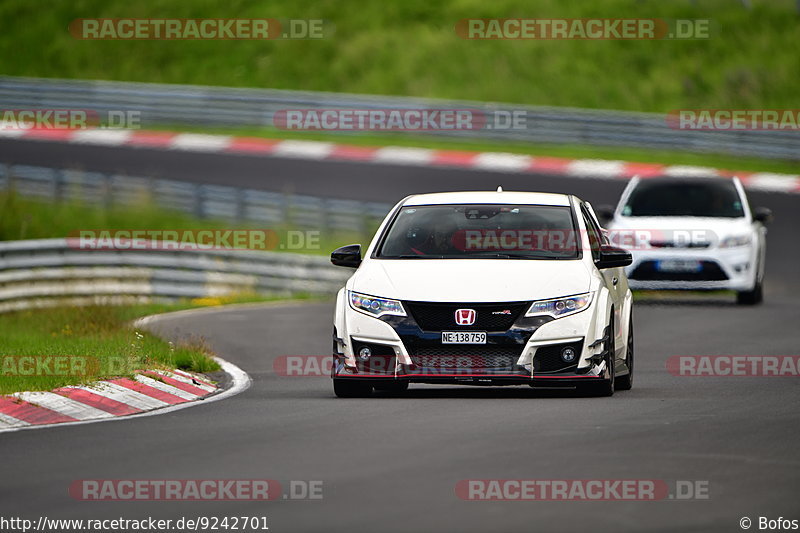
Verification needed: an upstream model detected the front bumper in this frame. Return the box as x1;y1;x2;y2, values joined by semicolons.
334;296;611;386
626;246;756;291
332;359;610;388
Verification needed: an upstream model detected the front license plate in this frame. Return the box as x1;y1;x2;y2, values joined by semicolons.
441;331;487;344
656;259;702;273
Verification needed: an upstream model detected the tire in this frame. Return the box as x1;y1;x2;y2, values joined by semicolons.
373;380;409;394
333;378;373;398
736;278;763;305
615;314;634;391
737;254;765;305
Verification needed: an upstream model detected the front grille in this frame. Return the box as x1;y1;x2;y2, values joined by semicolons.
533;340;583;374
650;241;711;249
404;301;529;331
630;260;728;281
409;345;522;369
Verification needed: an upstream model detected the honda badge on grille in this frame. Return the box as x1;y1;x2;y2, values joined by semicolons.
454;309;476;326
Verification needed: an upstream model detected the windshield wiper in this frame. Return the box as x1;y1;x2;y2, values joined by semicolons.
381;254;444;259
380;253;572;260
468;252;535;259
469;251;577;259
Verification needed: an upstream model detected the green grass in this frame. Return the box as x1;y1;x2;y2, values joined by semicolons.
0;294;324;394
0;191;371;253
0;304;221;394
156;123;800;175
0;0;797;113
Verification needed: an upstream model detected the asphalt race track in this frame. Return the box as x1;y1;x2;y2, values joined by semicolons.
1;138;798;532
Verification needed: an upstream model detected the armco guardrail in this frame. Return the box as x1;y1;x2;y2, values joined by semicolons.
0;238;352;313
1;76;798;160
0;163;392;234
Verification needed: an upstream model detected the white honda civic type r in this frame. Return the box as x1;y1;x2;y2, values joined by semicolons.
329;190;634;398
602;176;771;305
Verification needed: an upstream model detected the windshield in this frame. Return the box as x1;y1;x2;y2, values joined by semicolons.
622;180;745;218
376;204;579;260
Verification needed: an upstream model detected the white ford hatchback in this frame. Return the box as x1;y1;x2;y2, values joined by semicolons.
603;176;771;305
330;190;634;398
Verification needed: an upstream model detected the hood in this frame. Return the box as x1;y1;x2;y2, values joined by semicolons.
349;259;591;303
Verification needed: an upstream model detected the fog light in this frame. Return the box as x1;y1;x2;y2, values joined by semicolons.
358;347;372;361
561;346;577;363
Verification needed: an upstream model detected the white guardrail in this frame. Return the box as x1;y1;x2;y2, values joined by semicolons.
0;164;392;234
1;76;799;160
0;238;351;313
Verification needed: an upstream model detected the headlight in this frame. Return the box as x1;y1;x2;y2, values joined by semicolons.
526;293;593;319
349;291;406;318
719;234;752;248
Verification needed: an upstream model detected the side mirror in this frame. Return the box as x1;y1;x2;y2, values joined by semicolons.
595;204;616;225
331;244;362;268
595;244;632;269
752;207;773;224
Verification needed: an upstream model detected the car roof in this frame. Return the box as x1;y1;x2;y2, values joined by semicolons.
402;191;572;207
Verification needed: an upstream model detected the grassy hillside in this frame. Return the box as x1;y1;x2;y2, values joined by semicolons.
0;0;797;112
